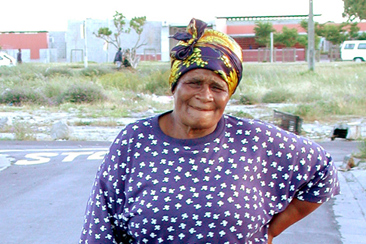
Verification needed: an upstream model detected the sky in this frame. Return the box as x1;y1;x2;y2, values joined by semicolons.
1;0;348;32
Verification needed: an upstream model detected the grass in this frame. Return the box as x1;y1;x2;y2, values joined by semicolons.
0;61;366;125
12;121;37;141
232;62;366;121
356;139;366;159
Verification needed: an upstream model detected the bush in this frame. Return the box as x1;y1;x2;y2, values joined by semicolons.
238;94;259;105
261;89;294;103
44;67;74;77
357;140;366;159
98;72;143;92
58;83;107;104
294;100;345;120
0;88;48;105
79;66;113;77
144;69;171;95
13;121;36;140
230;111;254;119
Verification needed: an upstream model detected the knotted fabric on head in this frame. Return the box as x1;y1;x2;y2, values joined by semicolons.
169;18;243;96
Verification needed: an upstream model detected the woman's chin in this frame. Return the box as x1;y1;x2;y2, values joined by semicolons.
186;113;219;129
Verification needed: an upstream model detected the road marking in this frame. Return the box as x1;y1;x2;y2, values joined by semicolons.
15;153;59;165
13;150;108;165
0;148;109;153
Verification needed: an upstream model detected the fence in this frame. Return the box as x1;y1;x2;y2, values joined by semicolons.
243;48;306;62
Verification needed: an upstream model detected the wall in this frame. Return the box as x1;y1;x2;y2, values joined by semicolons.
0;32;49;59
49;31;67;61
66;19;162;63
242;48;306;62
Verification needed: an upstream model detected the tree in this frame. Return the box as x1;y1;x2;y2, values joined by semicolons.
299;20;322;48
346;22;361;39
254;21;276;47
94;11;147;68
356;32;366;40
343;0;366;21
317;22;350;45
94;12;130;50
124;16;147;69
274;26;298;47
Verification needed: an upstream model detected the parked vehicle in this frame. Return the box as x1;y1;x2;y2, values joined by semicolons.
0;52;17;66
340;40;366;62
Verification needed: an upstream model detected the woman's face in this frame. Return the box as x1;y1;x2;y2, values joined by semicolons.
172;69;230;131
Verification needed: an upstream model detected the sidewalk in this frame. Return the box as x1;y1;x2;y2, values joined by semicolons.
334;157;366;244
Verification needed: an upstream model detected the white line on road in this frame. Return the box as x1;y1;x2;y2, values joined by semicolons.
0;148;109;153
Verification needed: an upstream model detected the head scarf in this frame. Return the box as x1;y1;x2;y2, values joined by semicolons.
169;18;243;96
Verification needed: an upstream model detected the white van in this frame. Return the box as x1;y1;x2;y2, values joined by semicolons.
0;52;17;66
340;40;366;62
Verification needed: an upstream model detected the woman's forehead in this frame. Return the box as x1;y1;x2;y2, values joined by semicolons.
182;69;223;81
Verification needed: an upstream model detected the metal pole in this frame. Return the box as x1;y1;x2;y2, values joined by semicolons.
308;0;315;71
270;32;274;63
84;19;88;68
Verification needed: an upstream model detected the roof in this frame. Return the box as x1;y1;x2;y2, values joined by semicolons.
216;15;321;21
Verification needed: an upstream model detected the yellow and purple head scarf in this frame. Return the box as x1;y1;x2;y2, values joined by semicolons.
169;18;243;96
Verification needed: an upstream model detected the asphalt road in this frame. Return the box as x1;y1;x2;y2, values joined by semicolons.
0;140;360;244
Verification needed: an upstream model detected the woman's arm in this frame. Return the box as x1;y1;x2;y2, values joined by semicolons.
267;198;322;243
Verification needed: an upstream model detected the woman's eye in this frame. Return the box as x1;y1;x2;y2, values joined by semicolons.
212;86;224;91
188;81;201;86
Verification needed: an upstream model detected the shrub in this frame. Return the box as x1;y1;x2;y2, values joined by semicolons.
0;88;48;105
79;66;113;77
44;67;74;77
238;94;259;105
261;89;294;103
144;69;171;95
13;121;37;140
294;104;315;118
98;72;143;92
357;139;366;159
43;82;67;100
58;83;107;104
230;111;254;119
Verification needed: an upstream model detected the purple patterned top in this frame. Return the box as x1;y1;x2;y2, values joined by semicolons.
80;113;340;244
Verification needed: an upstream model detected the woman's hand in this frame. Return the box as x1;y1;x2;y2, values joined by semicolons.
267;234;273;244
268;198;321;240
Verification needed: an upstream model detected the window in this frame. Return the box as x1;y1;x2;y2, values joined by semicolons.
357;43;366;49
344;43;355;49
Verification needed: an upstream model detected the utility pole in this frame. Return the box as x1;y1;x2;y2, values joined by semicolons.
308;0;315;71
83;19;88;68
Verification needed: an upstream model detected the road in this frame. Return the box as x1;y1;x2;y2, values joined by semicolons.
0;141;109;244
0;140;360;244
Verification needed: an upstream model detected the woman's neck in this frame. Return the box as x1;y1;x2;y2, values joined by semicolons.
158;111;217;139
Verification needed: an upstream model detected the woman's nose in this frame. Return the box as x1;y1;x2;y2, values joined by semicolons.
197;85;214;101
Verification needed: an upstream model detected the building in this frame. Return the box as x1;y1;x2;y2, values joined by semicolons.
2;16;366;64
0;31;66;62
65;19;162;63
161;15;310;62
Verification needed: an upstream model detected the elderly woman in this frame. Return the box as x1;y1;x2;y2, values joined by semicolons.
80;19;340;244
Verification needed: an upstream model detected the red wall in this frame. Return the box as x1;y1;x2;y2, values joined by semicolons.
227;23;307;36
0;32;49;59
242;49;306;62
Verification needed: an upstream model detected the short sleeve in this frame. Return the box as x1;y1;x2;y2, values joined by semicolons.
295;145;340;203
